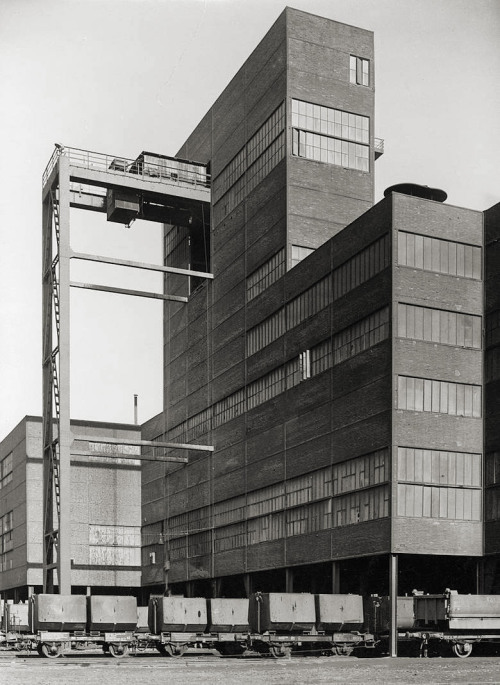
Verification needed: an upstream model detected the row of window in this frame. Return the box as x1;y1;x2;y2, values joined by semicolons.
214;133;286;224
311;306;389;374
247;249;286;301
397;376;482;418
291;98;369;172
397;447;481;488
398;231;481;279
0;452;12;489
168;306;389;446
247;232;481;315
397;484;481;521
398;303;481;349
291;99;369;144
292;129;369;171
169;484;390;559
167;449;389;537
247;233;390;355
213;102;285;203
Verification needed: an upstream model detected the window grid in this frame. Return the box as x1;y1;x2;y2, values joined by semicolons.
291;245;315;268
165;307;391;449
292;99;369;144
310;306;390;376
247;233;390;356
0;452;13;489
0;510;13;571
247;367;285;410
291;98;369;172
398;484;481;521
293;130;369;172
397;376;481;417
166;451;390;557
213;390;245;427
247;249;286;301
398;231;481;280
398;447;481;487
213;101;286;210
398;303;481;349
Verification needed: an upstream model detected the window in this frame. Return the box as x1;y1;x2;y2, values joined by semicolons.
0;511;13;572
397;376;481;417
398;231;481;279
398;484;481;520
291;99;369;172
89;525;141;566
398;303;481;349
247;234;390;356
350;55;370;86
213;102;286;219
291;245;315;268
0;452;13;489
247;249;286;301
398;447;481;487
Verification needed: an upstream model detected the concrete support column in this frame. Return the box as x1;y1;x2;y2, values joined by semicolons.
285;568;294;593
243;573;251;598
86;586;91;596
332;561;340;593
28;586;34;597
211;577;221;597
389;553;398;658
477;558;485;594
185;581;194;598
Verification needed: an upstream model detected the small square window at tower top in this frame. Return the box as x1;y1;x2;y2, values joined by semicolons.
350;55;370;86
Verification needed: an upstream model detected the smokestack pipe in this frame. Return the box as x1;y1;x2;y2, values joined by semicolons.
134;394;138;425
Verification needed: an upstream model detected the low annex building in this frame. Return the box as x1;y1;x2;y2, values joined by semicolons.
0;416;142;600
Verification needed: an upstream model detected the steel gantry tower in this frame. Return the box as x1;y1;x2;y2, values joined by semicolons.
41;145;214;594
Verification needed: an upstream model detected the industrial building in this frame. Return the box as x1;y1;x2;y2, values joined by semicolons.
0;417;142;600
140;7;491;598
2;6;500;610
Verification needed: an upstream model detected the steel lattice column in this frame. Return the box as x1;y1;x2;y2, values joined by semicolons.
42;152;72;594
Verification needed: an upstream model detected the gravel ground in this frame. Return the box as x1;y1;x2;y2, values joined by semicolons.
2;651;500;685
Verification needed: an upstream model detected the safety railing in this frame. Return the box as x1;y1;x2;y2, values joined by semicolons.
374;138;385;158
43;145;211;190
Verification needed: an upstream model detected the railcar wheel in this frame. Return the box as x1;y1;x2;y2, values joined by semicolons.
158;643;188;657
39;642;62;659
452;642;473;658
335;644;354;656
108;643;129;658
215;642;246;656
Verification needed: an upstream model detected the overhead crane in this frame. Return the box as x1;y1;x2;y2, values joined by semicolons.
42;145;214;594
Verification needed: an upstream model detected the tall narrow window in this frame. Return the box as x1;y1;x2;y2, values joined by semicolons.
350;55;370;86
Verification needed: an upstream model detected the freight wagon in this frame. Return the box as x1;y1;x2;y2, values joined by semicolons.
367;590;500;657
1;592;375;658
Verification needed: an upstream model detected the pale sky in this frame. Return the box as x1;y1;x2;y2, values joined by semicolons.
0;0;499;439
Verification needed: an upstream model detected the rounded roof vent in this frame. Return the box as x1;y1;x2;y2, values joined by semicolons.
384;182;447;203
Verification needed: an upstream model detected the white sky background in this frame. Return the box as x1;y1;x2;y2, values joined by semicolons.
0;0;499;439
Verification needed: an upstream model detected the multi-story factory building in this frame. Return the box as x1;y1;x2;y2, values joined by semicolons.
141;8;486;598
0;417;142;600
